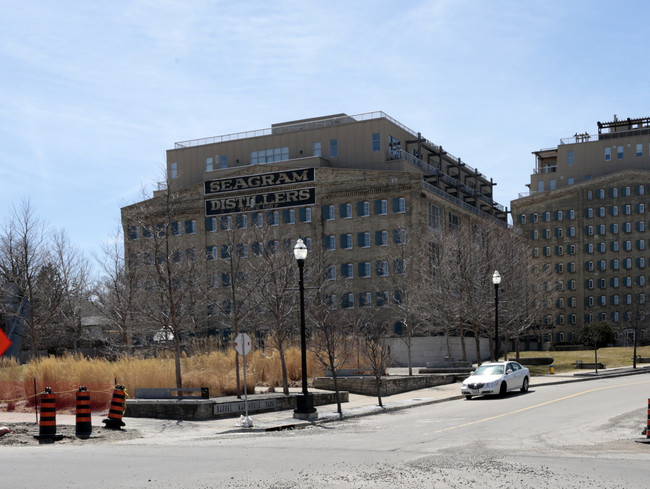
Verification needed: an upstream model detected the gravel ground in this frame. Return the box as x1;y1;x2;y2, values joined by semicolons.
0;423;142;446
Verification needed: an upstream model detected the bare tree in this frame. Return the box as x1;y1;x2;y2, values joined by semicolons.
92;227;139;354
122;185;204;388
358;313;391;408
51;229;91;353
248;225;299;395
0;199;63;358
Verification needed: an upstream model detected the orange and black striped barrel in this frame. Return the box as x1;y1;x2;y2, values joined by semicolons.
75;386;92;438
34;387;63;441
39;387;57;436
102;385;126;429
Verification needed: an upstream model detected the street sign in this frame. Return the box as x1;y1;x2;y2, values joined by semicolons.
0;329;12;357
234;333;252;356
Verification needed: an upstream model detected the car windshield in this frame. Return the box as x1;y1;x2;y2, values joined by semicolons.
474;365;504;376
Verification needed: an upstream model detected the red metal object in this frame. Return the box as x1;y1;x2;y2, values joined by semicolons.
0;329;12;357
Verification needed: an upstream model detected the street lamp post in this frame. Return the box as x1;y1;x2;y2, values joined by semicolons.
293;239;317;420
492;270;501;362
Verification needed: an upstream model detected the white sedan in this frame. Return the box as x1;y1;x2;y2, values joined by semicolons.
461;361;530;399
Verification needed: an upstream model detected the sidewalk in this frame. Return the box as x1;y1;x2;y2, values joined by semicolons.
2;366;649;438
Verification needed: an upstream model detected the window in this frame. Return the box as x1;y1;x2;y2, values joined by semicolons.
375;199;387;215
283;209;295;224
206;246;218;261
568;244;576;255
376;291;389;307
611;241;619;252
568;209;575;220
375;230;388;246
220;155;228;169
568;226;575;237
205;157;214;172
376;260;389;276
449;213;461;231
624;240;632;251
567;151;574;165
299;207;312;223
624;222;632;233
358;232;370;248
585;208;593;218
252;212;264;228
598;207;605;218
352;202;367;220
323;235;336;250
267;211;279;226
329;139;338;158
341;263;354;279
342;293;354;309
185;219;196;234
323;204;335;221
359;292;372;307
236;214;248;229
236;244;248;258
358;262;371;278
611;206;619;216
611;187;619;198
340;233;353;249
597;224;605;235
639;239;647;250
428;204;442;229
251;242;264;256
393;229;406;245
170;162;178;179
394;258;406;275
605;147;611;161
204;218;216;233
372;133;381;152
220;215;232;230
324;265;336;281
250;147;289;164
638;203;645;214
638;185;646;196
624;204;631;215
312;141;322;156
393;197;406;213
568;178;574;185
568;262;576;273
556;210;563;221
611;223;619;233
550;179;556;190
340;203;352;219
617;146;624;159
221;244;232;259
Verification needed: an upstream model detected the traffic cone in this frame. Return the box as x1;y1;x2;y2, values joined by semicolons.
102;385;126;430
75;386;92;438
34;387;63;441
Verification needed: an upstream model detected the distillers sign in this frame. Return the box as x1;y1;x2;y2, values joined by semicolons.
204;168;315;216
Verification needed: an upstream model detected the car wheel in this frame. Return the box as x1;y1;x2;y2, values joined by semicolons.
520;377;529;393
465;395;473;400
499;381;507;397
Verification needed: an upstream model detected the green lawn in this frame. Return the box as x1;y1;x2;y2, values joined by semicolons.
514;346;650;375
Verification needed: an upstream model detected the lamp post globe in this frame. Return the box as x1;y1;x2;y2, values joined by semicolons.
492;270;501;361
293;238;317;420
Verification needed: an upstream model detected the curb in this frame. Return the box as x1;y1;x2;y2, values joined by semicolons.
226;367;650;433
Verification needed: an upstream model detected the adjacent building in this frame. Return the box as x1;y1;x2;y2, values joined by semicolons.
122;111;507;344
512;116;650;346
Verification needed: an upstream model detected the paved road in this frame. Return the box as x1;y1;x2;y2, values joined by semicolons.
3;375;650;488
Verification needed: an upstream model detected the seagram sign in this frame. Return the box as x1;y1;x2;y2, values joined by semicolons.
204;168;316;216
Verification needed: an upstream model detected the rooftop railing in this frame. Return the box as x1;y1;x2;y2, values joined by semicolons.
172;111;488;180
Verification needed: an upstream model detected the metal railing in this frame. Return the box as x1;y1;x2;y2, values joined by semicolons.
422;181;507;226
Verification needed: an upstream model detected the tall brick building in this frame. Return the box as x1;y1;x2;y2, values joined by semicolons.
512;116;650;347
122;112;507;342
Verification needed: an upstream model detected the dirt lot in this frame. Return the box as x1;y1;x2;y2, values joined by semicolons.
0;423;142;446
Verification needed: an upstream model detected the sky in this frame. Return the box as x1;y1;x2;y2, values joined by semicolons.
1;0;649;276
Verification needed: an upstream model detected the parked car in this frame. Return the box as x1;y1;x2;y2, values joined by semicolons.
461;361;530;399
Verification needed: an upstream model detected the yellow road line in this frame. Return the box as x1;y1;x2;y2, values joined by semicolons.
432;379;650;434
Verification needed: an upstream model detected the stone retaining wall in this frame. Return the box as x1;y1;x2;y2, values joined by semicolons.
313;374;456;397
